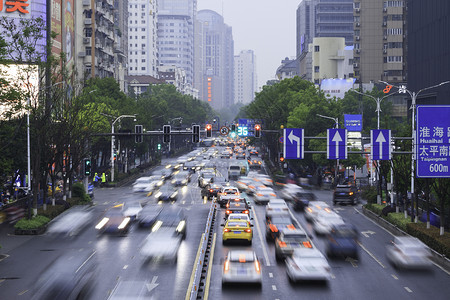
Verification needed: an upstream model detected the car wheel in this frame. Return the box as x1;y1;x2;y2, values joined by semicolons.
222;239;227;246
275;252;282;262
248;239;252;246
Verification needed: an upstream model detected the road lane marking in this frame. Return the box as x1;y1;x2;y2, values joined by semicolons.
123;265;128;270
272;285;277;291
356;241;386;268
18;290;28;295
185;233;205;300
404;287;413;293
204;233;216;300
251;205;271;266
391;274;398;280
269;272;273;278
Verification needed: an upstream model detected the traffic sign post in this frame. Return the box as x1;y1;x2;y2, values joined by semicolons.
327;129;347;159
220;126;229;136
370;129;391;160
283;128;304;159
416;105;450;178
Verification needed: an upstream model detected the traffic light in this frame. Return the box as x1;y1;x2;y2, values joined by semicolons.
163;125;171;143
135;125;143;143
84;159;91;176
192;124;200;143
279;153;285;162
157;143;161;150
231;124;236;132
206;124;212;138
254;124;261;138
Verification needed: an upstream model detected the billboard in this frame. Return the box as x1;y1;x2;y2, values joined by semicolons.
320;78;356;100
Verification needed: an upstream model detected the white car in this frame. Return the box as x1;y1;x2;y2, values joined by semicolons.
46;206;92;237
222;250;262;287
312;212;345;235
304;201;331;222
265;199;290;219
280;183;304;201
122;201;143;220
253;186;277;205
132;176;161;193
286;248;331;282
386;236;433;269
217;186;240;207
140;228;182;262
235;178;254;193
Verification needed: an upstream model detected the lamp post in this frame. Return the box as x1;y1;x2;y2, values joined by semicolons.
317;114;339;185
380;80;450;222
111;115;136;182
351;89;398;205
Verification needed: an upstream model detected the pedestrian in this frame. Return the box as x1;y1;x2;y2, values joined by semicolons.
101;173;106;187
93;173;99;187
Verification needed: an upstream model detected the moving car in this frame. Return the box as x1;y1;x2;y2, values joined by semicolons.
228;164;241;180
198;171;215;188
248;158;262;169
137;205;162;228
225;200;250;218
386;236;433;269
151;207;187;239
217;186;240;207
132;176;161;193
266;215;296;242
265;199;290;221
46;206;92;238
253;186;277;205
304;201;331;222
325;224;359;259
153;183;178;202
227;213;252;223
222;250;262;287
280;183;304;202
140;227;182;262
222;219;253;245
95;207;131;235
122;201;143;221
286;248;332;283
275;228;313;261
312;212;345;235
291;192;316;211
333;184;359;205
171;171;190;186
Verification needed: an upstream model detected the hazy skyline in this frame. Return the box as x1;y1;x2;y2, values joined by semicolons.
197;0;301;90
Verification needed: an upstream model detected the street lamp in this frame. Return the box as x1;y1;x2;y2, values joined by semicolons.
317;114;339;185
111;114;136;182
380;80;450;222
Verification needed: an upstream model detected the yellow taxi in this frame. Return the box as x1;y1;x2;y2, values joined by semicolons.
222;219;253;245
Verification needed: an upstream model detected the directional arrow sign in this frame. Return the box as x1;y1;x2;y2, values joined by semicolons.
146;276;159;292
371;129;391;160
283;128;304;159
327;129;347;159
361;230;376;238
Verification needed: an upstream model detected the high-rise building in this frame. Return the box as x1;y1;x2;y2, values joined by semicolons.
353;0;407;85
127;0;158;78
114;0;129;91
157;0;196;87
234;50;256;105
196;10;234;110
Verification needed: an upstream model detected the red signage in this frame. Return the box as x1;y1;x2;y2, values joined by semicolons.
0;0;30;14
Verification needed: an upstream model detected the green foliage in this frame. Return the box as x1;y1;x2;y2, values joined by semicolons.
72;182;91;203
385;212;411;231
407;223;450;258
38;205;66;219
14;215;50;230
361;186;378;204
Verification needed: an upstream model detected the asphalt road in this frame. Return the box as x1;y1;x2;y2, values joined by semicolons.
1;148;450;300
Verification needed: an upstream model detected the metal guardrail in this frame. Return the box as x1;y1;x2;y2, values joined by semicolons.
189;200;217;300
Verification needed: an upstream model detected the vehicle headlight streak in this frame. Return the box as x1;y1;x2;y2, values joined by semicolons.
176;220;186;233
95;218;109;230
152;220;163;232
118;217;130;229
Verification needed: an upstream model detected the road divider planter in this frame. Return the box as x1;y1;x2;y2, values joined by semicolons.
14;215;50;235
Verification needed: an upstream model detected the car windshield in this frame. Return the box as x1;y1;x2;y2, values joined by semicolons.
227;221;247;227
228;251;254;262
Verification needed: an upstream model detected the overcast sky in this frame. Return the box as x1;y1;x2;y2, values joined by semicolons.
197;0;301;90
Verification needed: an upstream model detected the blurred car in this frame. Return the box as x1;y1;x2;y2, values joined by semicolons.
248;158;262;169
236;152;246;159
325;224;359;259
280;183;304;202
222;250;262;287
386;236;433;269
220;150;232;159
171;171;190;186
286;248;332;283
253;186;277;205
266;215;296;242
312;212;345;235
140;227;182;262
31;249;97;300
122;201;143;220
248;149;259;156
225;200;250;218
247;184;266;195
137;205;162;228
291;192;316;211
265;199;290;221
202;179;228;200
95;207;131;235
198;172;215;188
151;207;187;239
153;183;178;202
304;201;331;222
235;178;254;193
152;168;172;180
132;176;161;193
222;220;253;245
333;184;359;205
46;206;92;238
217;186;240;207
275;228;313;261
183;161;197;173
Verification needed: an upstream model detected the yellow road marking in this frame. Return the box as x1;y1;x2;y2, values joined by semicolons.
203;233;216;300
185;233;205;300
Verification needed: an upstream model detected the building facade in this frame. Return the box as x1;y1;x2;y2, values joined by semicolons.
234;50;256;105
127;0;158;78
114;0;129;91
276;57;298;81
157;0;196;87
196;10;234;110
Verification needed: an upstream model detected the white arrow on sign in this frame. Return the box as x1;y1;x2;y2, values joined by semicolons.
146;276;159;292
361;230;376;238
288;130;301;158
332;131;343;158
376;132;386;159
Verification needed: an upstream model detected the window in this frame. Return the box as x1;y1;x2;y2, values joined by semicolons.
85;47;91;56
314;66;320;73
85;28;92;37
315;45;320;52
142;67;146;70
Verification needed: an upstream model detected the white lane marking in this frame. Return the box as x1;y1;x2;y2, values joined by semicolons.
272;285;277;291
252;205;271;267
356;240;386;268
404;287;413;293
182;201;186;205
123;265;128;270
391;274;399;280
269;272;273;278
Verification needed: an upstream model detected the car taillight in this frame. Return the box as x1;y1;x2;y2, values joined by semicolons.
306;207;313;213
349;192;354;196
244;228;252;233
224;228;230;232
226;203;230;208
224;260;230;272
287;224;295;230
243;210;249;214
303;241;312;248
256;193;263;197
270;224;278;232
226;210;231;214
254;260;261;273
278;240;287;248
209;189;213;193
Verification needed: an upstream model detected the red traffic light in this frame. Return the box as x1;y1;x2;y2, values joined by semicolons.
254;124;261;130
206;124;212;130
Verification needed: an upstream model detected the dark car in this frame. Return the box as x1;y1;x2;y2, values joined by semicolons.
325;224;359;259
137;205;162;228
265;215;296;242
202;181;226;199
225;200;250;218
291;192;316;211
154;184;178;202
152;207;187;239
198;172;215;188
95;207;131;235
333;185;358;205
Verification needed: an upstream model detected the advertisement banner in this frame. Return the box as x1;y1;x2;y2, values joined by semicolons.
321;78;356;100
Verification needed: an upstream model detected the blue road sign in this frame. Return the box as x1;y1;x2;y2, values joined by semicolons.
416;105;450;178
344;114;362;131
283;128;304;159
371;129;391;160
327;129;347;159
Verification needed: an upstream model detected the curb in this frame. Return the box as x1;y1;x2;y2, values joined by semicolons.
361;206;450;274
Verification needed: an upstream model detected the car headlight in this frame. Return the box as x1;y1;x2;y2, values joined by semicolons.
176;220;186;233
152;220;163;232
154;192;162;198
171;192;178;198
95;218;109;230
118;217;130;229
